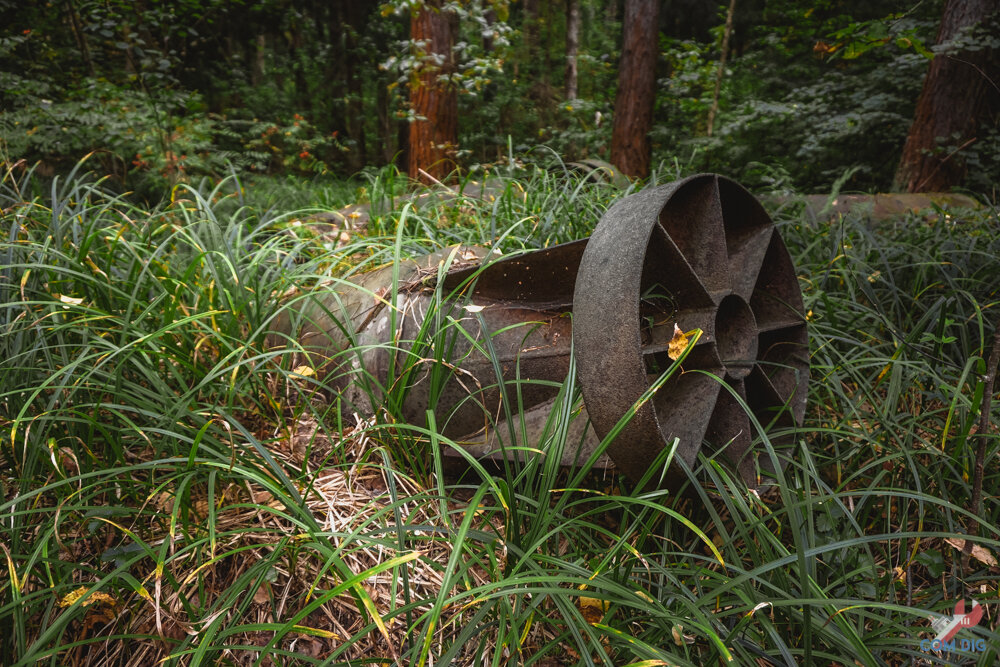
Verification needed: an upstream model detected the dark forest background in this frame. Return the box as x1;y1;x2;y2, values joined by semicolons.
4;4;1000;665
2;0;998;201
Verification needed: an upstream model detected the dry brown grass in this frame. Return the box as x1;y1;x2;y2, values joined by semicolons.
55;414;499;666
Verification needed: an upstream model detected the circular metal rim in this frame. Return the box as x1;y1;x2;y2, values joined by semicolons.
572;173;808;485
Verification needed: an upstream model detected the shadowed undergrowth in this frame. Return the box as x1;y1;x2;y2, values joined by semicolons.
1;160;999;666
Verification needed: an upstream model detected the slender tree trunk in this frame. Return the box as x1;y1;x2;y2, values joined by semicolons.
706;0;736;137
377;76;394;165
327;3;347;147
565;0;580;100
64;0;95;77
543;0;555;88
521;0;538;63
344;1;368;172
519;0;539;79
483;7;497;53
964;323;1000;569
251;34;266;87
894;0;1000;192
288;19;309;111
481;6;498;162
408;0;458;183
610;0;660;179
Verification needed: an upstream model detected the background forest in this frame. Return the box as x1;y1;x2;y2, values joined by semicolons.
2;0;999;201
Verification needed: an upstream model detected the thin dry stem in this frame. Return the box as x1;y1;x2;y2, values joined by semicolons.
963;321;1000;570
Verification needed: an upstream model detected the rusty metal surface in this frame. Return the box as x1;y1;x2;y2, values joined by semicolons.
573;174;808;485
273;173;808;485
442;240;587;308
274;244;587;457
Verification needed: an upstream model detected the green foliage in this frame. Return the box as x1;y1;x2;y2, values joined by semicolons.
700;50;930;190
0;0;997;204
222;114;348;176
652;2;947;192
824;12;935;60
380;0;512;94
0;0;399;194
483;0;619;162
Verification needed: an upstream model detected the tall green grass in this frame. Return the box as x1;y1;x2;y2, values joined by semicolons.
1;159;999;665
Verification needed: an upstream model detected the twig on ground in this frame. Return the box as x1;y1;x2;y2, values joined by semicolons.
963;321;1000;570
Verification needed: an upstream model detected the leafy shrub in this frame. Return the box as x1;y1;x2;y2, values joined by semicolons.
225;114;347;176
702;50;929;190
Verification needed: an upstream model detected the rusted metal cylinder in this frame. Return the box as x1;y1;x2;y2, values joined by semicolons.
272;243;594;462
272;174;808;485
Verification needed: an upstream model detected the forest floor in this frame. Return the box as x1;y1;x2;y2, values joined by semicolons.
2;162;999;666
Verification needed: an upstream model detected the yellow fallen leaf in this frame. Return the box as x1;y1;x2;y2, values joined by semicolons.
577;596;608;624
58;586;116;608
633;589;656;604
292;365;315;378
59;587;87;607
944;538;998;567
671;623;695;646
667;324;692;361
57;294;84;307
291;624;341;639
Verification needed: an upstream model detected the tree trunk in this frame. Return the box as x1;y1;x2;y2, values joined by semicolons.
251;34;266;87
64;0;95;77
327;3;347;149
521;0;538;63
706;0;736;137
610;0;660;180
520;0;539;79
543;0;555;88
408;0;458;184
483;6;497;53
344;1;368;173
894;0;1000;192
288;18;310;111
565;0;580;100
377;76;394;165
